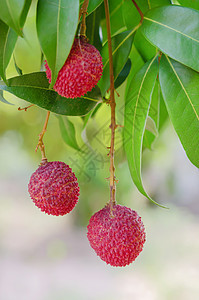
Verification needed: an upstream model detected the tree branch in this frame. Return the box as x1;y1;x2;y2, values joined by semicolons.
104;0;117;213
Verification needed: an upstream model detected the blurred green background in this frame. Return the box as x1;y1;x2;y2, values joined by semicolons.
0;1;199;300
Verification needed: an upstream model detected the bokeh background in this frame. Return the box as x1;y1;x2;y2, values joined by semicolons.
1;1;199;299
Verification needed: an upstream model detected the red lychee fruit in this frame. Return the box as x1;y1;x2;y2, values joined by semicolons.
28;161;79;216
87;204;146;267
45;37;103;99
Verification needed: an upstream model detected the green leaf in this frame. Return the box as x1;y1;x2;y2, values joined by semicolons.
148;79;159;128
36;0;79;87
0;72;101;116
13;55;23;75
141;6;199;72
86;4;103;50
178;0;199;10
81;102;102;148
101;0;126;42
80;0;103;15
125;0;171;61
143;130;156;150
143;81;159;150
122;0;141;30
124;55;165;207
20;0;31;27
0;0;30;36
98;30;135;96
82;102;101;131
159;92;168;130
148;0;171;7
143;80;168;150
0;89;13;105
134;29;157;62
125;46;145;95
123;0;171;30
0;20;18;82
115;59;131;89
58;116;80;150
159;55;199;168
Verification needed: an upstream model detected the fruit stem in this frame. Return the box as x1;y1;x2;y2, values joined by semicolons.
35;110;50;165
131;0;144;22
104;0;117;213
79;0;89;36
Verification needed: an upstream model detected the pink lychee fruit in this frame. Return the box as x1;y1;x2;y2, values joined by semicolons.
87;204;146;267
45;37;103;99
28;161;79;216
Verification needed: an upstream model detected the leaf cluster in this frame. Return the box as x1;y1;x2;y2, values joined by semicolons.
0;0;199;205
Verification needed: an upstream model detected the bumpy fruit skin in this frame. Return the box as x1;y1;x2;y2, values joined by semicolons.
28;161;79;216
87;205;146;267
45;37;103;99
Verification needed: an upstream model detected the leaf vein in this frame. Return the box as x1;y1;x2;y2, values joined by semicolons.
103;25;139;69
110;1;123;18
144;17;199;44
131;55;157;177
166;55;199;122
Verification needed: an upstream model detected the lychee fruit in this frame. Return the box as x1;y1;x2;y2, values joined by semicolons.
45;37;103;99
87;204;146;267
28;161;79;216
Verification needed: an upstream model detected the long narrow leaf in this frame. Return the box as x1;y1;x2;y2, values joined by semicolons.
0;20;18;82
58;116;80;150
98;30;134;96
0;72;101;116
159;55;199;168
143;79;161;149
0;0;26;36
123;0;170;31
124;55;165;207
86;4;103;50
20;0;31;27
36;0;79;87
141;6;199;72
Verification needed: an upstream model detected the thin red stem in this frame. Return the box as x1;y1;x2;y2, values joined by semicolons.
132;0;144;22
35;111;50;164
104;0;117;212
18;104;34;111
